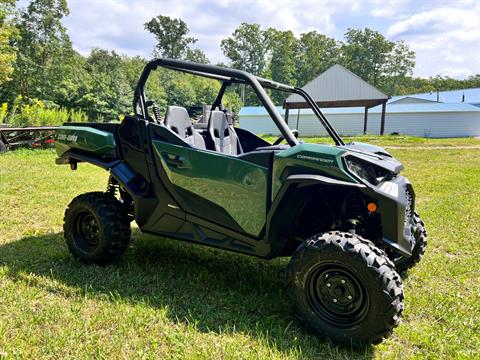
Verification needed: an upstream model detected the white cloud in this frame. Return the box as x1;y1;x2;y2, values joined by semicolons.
370;0;408;19
385;4;480;78
387;8;480;40
438;67;474;78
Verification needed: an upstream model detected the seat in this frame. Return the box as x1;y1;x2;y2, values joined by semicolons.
164;106;206;149
208;110;242;155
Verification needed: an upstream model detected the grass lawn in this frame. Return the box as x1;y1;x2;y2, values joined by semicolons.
0;137;479;359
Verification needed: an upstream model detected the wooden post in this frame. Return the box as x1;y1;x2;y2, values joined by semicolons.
380;101;386;135
296;109;301;130
363;106;368;135
284;107;289;125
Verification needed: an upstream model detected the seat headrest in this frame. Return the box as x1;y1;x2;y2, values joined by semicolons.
209;111;228;133
165;106;192;131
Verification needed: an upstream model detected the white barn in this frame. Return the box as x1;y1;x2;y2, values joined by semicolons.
239;103;480;138
283;64;389;135
239;64;480;138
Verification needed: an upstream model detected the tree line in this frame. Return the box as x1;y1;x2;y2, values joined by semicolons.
0;0;479;124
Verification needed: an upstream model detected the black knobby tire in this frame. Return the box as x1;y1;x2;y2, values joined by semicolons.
64;192;131;264
287;231;404;347
394;212;428;273
0;140;6;153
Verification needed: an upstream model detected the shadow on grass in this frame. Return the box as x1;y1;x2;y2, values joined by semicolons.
0;231;374;359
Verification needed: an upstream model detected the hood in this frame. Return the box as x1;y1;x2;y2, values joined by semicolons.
339;142;404;174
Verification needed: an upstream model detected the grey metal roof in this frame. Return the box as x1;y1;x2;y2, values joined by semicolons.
388;97;438;105
285;64;388;105
389;87;480;105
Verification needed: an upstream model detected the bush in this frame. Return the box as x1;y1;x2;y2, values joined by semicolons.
0;102;8;124
6;96;88;126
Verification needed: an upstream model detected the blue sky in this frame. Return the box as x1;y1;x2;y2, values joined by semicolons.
19;0;480;79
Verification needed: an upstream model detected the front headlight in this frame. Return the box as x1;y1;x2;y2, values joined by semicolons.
345;156;393;185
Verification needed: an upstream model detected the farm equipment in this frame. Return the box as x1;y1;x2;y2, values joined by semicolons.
54;58;427;347
0;126;58;152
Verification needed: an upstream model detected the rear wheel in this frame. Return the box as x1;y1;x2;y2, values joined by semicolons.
287;231;404;347
64;192;131;264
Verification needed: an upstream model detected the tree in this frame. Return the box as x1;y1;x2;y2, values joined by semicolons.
120;55;147;90
466;74;480;88
296;31;340;86
221;23;270;105
185;48;209;64
383;40;415;94
8;0;77;104
144;15;197;59
341;28;394;87
221;23;269;75
76;49;132;120
0;0;18;86
266;29;299;104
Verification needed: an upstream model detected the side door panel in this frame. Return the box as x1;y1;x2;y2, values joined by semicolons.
152;140;268;237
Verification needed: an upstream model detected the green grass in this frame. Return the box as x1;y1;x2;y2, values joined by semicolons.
0;139;479;359
262;134;480;147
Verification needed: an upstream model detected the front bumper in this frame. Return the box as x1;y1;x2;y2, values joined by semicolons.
362;175;415;257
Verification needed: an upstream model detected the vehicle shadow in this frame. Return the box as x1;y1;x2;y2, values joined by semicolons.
0;231;375;359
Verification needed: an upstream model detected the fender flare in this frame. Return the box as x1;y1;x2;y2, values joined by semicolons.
265;174;365;254
269;174;365;220
56;150;146;197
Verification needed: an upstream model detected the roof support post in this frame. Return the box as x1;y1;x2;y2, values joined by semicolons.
284;107;289;125
380;101;387;135
363;106;368;135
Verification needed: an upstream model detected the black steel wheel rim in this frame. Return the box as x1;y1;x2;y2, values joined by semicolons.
74;211;100;252
306;263;369;326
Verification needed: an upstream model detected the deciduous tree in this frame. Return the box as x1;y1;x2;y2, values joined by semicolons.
341;28;394;87
383;40;416;94
267;29;299;104
145;15;197;59
0;0;18;86
221;23;270;105
9;0;77;104
296;31;340;86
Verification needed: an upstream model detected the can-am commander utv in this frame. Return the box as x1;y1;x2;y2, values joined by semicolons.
55;58;427;347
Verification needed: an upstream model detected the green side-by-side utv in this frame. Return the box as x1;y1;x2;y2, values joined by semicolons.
55;59;427;347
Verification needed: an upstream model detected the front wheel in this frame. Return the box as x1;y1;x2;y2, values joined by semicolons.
64;192;131;264
393;212;428;273
287;231;404;347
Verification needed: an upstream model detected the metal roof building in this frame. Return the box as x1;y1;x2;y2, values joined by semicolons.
284;64;389;134
389;88;480;106
240;72;480;138
239;102;480;138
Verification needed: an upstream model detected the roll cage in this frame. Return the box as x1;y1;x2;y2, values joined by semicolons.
133;58;345;147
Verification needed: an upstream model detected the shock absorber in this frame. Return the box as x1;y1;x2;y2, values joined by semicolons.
344;192;363;234
152;105;162;123
106;175;118;197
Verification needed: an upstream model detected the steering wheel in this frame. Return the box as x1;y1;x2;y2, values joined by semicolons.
273;129;299;145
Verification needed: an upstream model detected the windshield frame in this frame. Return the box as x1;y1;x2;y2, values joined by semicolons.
134;58;345;147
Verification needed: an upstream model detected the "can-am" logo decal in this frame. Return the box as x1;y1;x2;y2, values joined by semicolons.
57;134;78;142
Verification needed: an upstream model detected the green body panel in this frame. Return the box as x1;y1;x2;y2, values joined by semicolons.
272;143;357;200
152;141;268;236
55;126;116;157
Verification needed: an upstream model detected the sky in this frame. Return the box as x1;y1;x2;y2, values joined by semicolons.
19;0;480;79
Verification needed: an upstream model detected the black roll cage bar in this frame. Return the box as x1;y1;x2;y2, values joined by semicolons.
133;58;345;146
